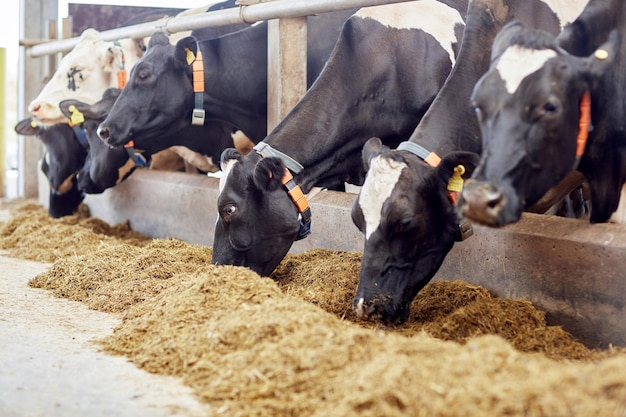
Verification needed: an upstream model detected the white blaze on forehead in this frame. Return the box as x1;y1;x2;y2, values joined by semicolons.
359;155;406;240
356;0;464;66
542;0;588;30
496;46;557;94
218;158;238;194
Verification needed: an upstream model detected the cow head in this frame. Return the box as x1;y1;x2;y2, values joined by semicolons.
351;138;479;325
59;88;137;193
28;29;127;125
98;31;195;147
459;22;619;227
14;117;86;217
15;117;87;195
213;149;309;276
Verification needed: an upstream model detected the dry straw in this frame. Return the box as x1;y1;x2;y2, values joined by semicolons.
2;201;625;416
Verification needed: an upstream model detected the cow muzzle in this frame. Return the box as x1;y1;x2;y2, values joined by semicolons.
353;295;408;325
458;179;510;227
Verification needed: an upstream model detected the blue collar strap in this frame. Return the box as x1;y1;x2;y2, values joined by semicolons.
71;125;90;150
124;141;149;167
253;142;304;173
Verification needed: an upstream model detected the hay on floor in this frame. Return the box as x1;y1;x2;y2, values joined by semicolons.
2;200;625;416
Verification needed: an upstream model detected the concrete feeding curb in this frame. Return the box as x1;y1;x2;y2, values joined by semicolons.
81;169;626;348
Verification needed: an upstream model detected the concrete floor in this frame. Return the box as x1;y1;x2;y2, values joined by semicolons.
0;250;212;417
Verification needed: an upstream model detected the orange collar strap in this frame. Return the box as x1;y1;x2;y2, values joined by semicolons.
185;45;206;126
254;143;310;239
113;41;127;89
281;169;311;240
576;90;592;158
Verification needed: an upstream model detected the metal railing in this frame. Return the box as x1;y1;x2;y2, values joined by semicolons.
28;0;415;57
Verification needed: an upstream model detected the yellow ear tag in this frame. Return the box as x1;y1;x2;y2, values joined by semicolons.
595;49;609;60
447;165;466;192
68;104;85;125
185;48;195;65
30;120;38;128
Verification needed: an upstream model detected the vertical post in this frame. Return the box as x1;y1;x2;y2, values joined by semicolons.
18;0;57;199
267;16;307;131
0;48;5;198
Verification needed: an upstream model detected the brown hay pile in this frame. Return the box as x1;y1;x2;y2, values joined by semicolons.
0;201;148;262
272;250;592;360
101;265;626;417
28;238;213;313
3;200;626;415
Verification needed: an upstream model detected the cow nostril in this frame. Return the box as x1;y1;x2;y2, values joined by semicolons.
486;189;503;209
97;126;110;141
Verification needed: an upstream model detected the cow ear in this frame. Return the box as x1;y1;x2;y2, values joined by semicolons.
362;137;386;171
435;151;481;188
175;36;198;68
147;31;170;49
220;148;242;167
104;44;124;74
253;157;285;192
14;117;41;136
490;21;524;61
582;30;620;80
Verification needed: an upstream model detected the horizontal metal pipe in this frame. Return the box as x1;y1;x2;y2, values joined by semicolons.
27;0;414;57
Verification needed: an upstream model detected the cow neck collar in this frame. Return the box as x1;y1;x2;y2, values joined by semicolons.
253;142;311;240
574;90;592;170
184;41;206;126
124;140;150;167
66;105;90;151
396;141;473;241
253;142;304;173
67;104;149;168
113;41;127;89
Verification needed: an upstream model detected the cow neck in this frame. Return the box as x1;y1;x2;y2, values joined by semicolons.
196;24;269;142
253;143;311;240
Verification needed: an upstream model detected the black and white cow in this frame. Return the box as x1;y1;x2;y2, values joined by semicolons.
58;87;246;193
14;118;86;217
459;0;624;227
28;0;242;126
213;0;469;276
350;0;589;325
96;9;357;146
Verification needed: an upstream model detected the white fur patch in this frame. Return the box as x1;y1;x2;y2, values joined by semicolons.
496;46;557;94
359;156;406;240
542;0;588;30
356;0;463;66
218;158;238;193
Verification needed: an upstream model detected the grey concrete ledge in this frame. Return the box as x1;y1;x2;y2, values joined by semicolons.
82;170;625;348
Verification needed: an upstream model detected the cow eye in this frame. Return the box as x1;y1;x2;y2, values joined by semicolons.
543;101;559;114
221;204;237;222
394;218;413;234
136;69;151;82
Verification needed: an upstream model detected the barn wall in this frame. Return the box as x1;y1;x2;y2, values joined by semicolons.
85;170;626;349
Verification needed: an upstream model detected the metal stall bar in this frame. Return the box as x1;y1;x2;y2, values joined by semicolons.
27;0;414;57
